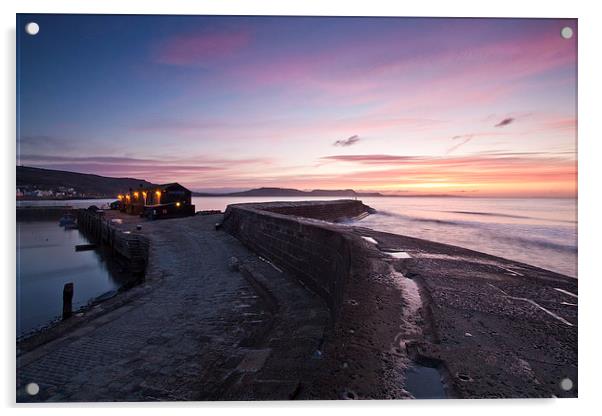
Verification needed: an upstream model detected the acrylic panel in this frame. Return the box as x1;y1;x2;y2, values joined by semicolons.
16;14;577;402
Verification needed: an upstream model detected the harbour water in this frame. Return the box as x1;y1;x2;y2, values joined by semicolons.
16;220;130;337
18;196;577;278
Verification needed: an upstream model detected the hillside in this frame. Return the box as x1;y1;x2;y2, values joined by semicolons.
193;187;384;197
16;166;156;198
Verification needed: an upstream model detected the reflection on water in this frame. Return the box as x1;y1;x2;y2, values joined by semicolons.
16;221;126;337
404;364;447;399
17;199;114;208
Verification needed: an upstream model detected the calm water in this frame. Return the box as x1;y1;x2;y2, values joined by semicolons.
17;199;115;208
17;221;124;337
19;196;577;278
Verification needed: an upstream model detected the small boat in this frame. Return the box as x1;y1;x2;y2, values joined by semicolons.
59;213;76;227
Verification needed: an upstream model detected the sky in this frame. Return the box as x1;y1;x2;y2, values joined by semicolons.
17;15;577;197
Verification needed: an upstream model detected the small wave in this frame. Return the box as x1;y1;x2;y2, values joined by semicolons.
448;210;531;219
367;210;576;254
447;210;576;224
496;234;577;253
412;217;461;226
375;210;460;226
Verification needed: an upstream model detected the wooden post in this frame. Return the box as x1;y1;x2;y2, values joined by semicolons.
63;282;74;320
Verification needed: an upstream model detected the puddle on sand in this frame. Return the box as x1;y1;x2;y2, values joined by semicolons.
361;236;378;244
404;364;446;399
385;251;411;259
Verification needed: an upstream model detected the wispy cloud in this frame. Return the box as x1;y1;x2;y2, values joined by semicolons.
18;154;274;186
154;29;252;66
447;134;474;154
19;155;163;164
200;22;576;116
333;135;360;147
322;152;575;166
495;117;515;127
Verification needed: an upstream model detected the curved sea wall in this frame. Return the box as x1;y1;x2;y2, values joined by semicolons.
241;199;375;222
222;200;373;314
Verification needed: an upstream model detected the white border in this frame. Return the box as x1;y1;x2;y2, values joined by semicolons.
2;1;600;415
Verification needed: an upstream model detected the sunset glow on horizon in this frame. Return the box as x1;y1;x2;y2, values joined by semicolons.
17;15;577;197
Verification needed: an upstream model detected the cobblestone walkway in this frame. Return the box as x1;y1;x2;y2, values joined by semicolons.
17;214;328;402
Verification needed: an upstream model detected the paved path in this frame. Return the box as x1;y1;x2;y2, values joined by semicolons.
17;214;328;402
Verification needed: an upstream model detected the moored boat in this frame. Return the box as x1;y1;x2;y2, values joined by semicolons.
58;213;76;228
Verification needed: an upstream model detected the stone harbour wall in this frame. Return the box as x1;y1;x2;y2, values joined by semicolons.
222;200;373;315
77;209;150;275
246;199;375;222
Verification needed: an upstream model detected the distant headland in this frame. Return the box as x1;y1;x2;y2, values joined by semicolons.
16;165;457;200
192;187;384;198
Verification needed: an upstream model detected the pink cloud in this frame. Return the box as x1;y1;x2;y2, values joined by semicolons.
154;30;252;66
321;152;575;167
219;26;575;106
20;154;274;189
540;117;577;132
145;22;576;135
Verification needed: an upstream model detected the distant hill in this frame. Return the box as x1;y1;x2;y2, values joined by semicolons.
193;187;384;197
16;166;156;198
16;166;450;200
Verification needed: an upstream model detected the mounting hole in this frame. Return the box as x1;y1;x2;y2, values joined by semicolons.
26;382;39;395
561;26;573;39
25;22;39;36
560;377;573;391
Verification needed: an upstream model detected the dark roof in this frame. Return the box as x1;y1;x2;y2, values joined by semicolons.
156;182;190;192
126;182;190;193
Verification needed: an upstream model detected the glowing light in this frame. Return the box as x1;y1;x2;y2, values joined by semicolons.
117;194;123;200
176;202;181;207
133;192;139;198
